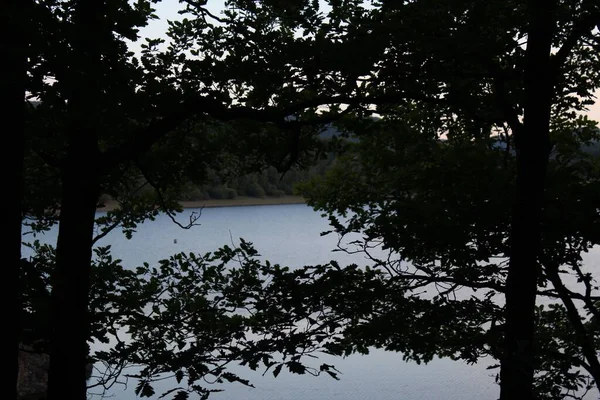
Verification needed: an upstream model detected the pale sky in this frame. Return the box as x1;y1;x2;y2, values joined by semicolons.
139;0;600;124
589;92;600;123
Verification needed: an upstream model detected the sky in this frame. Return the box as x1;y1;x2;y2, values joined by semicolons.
139;0;600;124
589;97;600;122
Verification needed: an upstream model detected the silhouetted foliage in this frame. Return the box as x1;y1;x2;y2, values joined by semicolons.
18;0;600;400
298;111;600;399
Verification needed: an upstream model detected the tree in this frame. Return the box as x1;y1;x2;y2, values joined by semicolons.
22;236;357;399
21;113;599;399
24;1;335;399
173;1;600;398
2;0;28;398
293;107;600;398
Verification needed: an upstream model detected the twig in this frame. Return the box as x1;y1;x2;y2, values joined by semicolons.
181;0;226;24
134;160;202;230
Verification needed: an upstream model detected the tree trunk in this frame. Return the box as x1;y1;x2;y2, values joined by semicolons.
500;1;556;399
2;0;26;399
46;0;103;398
47;157;99;400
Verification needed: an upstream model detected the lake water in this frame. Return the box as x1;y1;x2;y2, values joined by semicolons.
23;203;600;400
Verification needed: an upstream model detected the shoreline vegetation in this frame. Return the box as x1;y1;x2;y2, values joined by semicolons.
97;195;306;212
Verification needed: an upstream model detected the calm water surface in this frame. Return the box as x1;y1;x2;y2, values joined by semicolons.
25;204;600;400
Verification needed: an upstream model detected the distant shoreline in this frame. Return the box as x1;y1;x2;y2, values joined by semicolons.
97;195;306;212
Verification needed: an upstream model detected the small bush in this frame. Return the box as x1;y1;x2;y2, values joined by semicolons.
245;182;266;198
207;186;226;199
281;185;294;195
264;183;279;196
183;188;207;201
269;189;285;197
224;188;237;199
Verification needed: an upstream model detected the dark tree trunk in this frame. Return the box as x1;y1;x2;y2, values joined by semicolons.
500;1;556;399
46;1;102;399
1;0;26;399
47;153;99;400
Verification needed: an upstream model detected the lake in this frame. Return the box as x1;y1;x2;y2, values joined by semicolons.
23;203;600;400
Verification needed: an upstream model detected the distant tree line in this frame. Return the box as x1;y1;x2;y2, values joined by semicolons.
97;154;337;204
181;155;335;200
173;133;600;202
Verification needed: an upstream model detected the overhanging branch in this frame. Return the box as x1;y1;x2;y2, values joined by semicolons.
100;85;478;172
551;10;600;77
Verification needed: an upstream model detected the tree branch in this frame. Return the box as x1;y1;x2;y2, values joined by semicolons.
101;90;448;170
91;218;121;246
493;76;525;138
181;0;226;24
569;260;600;322
92;182;150;245
543;260;600;391
134;160;202;230
551;10;600;76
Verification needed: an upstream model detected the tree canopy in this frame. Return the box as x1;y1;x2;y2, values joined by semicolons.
15;0;600;400
298;109;600;399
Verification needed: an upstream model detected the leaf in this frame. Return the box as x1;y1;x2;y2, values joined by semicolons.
273;364;283;378
135;381;155;398
325;370;340;380
175;370;184;383
287;361;305;375
173;391;189;400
